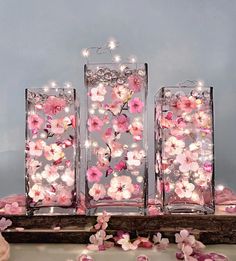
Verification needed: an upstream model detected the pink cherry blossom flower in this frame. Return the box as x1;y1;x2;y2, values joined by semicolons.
128;98;144;114
105;100;123;115
28;114;44;130
87;230;113;251
160;112;174;129
42;193;56;206
164;136;185;156
70;115;76;128
44;143;64;161
112;114;129;133
194;111;210;127
175;229;205;261
61;168;75;186
95;147;109;169
0;218;12;231
176;150;199;173
133;236;153;249
195;168;212;188
153;232;169;250
117;233;138;251
94;211;111;230
88;116;103;132
114;160;126;171
110;141;123;157
136;255;149;261
102;128;114;142
170;117;186;138
90;84;107;102
77;254;94;261
203;162;213;172
44;96;66;115
112;85;131;101
57;189;72;206
129;120;143;141
107;176;134;200
28;140;45;157
127;150;145;167
41;164;59;183
175;180;195;199
26;158;41;175
177;96;196;112
87;166;103;183
128;74;143;93
31;172;43;183
28;184;45;202
50;118;66;134
97;158;109;170
4;202;22;215
89;183;106;201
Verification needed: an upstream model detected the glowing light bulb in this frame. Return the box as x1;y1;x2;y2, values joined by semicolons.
131;143;138;148
89;108;95;114
40;133;46;139
114;55;121;63
91;103;98;109
92;141;98;147
64;107;70;113
196;81;204;91
120;64;126;71
50;81;57;88
98;108;105;114
185;115;192;122
108;40;117;50
184;129;190;135
43;86;49;92
216;184;224;191
191;192;199;202
82;48;90;57
64;82;72;88
137;176;143;183
84;140;91;148
129;56;137;63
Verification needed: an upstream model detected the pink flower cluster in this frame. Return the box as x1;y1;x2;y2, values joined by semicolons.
86;71;146;204
26;91;77;209
156;89;213;208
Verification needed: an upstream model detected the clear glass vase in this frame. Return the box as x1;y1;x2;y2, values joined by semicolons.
155;83;215;214
25;86;79;215
84;63;148;215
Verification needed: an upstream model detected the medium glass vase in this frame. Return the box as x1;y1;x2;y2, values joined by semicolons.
155;83;215;214
84;63;148;215
25;85;79;215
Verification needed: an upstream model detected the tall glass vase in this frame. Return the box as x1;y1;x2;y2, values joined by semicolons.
84;63;148;215
25;85;79;215
155;82;215;214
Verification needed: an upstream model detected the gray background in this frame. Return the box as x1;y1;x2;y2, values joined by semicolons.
0;0;236;197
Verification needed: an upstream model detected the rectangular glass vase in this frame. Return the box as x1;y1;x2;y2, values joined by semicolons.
84;63;148;215
25;87;79;215
155;84;215;214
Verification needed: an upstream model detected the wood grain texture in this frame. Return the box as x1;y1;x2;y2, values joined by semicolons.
1;213;236;244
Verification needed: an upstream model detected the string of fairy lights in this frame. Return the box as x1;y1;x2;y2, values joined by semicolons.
81;38;137;64
29;38;226;193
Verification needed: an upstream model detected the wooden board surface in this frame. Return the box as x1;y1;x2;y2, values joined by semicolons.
1;212;236;244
